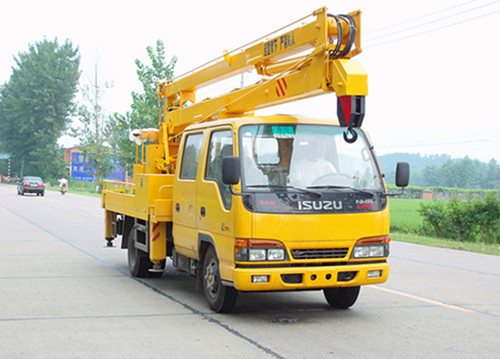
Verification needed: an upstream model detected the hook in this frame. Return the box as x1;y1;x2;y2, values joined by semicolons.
343;128;358;143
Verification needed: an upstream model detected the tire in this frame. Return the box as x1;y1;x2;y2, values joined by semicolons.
127;229;150;277
202;246;238;313
323;286;360;309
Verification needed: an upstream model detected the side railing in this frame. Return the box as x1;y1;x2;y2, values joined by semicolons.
103;180;135;195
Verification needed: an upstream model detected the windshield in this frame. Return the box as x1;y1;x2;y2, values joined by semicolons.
239;124;384;192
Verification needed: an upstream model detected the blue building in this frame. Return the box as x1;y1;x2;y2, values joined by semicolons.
70;152;126;182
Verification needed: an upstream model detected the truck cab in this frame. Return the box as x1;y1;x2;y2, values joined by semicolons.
171;115;401;312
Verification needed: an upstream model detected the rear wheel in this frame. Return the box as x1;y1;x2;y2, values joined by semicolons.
202;246;238;313
127;229;150;277
323;286;360;309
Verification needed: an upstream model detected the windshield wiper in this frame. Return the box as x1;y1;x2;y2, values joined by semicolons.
306;185;375;197
246;184;321;197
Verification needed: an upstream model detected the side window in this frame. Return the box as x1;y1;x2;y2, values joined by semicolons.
179;133;203;179
205;130;233;208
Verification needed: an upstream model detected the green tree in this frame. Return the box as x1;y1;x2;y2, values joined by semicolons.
0;39;80;181
422;165;440;187
72;63;115;189
484;159;500;189
438;158;478;188
111;40;176;169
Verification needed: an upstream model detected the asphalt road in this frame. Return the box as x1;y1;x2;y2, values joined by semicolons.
0;183;499;358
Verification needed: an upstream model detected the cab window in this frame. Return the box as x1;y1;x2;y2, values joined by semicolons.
179;133;203;179
205;130;233;208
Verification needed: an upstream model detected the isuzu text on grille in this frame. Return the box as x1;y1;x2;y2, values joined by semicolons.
297;200;343;211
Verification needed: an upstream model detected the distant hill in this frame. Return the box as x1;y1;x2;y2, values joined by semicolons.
378;153;451;172
377;153;500;189
377;153;451;187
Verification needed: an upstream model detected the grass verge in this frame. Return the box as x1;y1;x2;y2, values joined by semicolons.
46;185;102;197
390;198;500;256
391;231;500;256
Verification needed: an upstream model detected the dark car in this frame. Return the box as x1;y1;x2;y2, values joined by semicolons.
17;176;45;196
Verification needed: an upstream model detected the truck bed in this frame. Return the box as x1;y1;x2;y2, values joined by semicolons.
102;173;174;223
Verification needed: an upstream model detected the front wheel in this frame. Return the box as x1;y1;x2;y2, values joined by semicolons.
323;286;360;309
202;246;238;313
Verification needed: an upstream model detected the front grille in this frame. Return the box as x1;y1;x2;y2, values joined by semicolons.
290;248;349;260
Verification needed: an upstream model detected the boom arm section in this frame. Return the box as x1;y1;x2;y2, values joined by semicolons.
157;7;367;171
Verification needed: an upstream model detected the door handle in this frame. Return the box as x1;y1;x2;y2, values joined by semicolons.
200;207;206;217
175;203;180;212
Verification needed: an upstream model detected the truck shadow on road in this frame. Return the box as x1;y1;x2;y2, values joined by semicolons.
134;263;371;323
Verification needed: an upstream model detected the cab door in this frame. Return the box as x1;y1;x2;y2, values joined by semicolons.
197;129;235;278
173;132;204;258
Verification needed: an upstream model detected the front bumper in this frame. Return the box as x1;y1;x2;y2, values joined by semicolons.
232;261;389;291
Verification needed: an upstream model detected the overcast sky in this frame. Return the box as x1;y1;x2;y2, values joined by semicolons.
1;0;499;162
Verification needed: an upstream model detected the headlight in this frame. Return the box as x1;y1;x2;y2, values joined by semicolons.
267;248;285;261
351;236;390;259
249;248;267;261
352;245;385;258
235;239;288;262
249;248;285;261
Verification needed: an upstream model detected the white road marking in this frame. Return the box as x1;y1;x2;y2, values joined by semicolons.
372;286;477;314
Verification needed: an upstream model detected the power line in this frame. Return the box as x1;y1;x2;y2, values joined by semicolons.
365;8;500;49
364;0;500;48
365;0;475;36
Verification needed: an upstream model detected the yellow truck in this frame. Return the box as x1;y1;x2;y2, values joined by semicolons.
102;7;410;312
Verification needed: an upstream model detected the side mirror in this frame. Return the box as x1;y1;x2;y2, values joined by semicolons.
395;162;410;188
222;156;240;185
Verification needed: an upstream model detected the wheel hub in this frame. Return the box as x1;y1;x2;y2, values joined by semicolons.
204;260;218;296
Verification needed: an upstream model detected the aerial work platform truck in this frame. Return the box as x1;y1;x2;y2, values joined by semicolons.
102;7;410;312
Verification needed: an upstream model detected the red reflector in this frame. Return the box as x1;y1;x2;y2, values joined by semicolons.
337;95;365;128
338;96;352;126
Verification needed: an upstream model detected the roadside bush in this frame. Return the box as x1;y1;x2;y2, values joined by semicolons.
418;200;454;238
418;194;500;244
474;194;500;244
